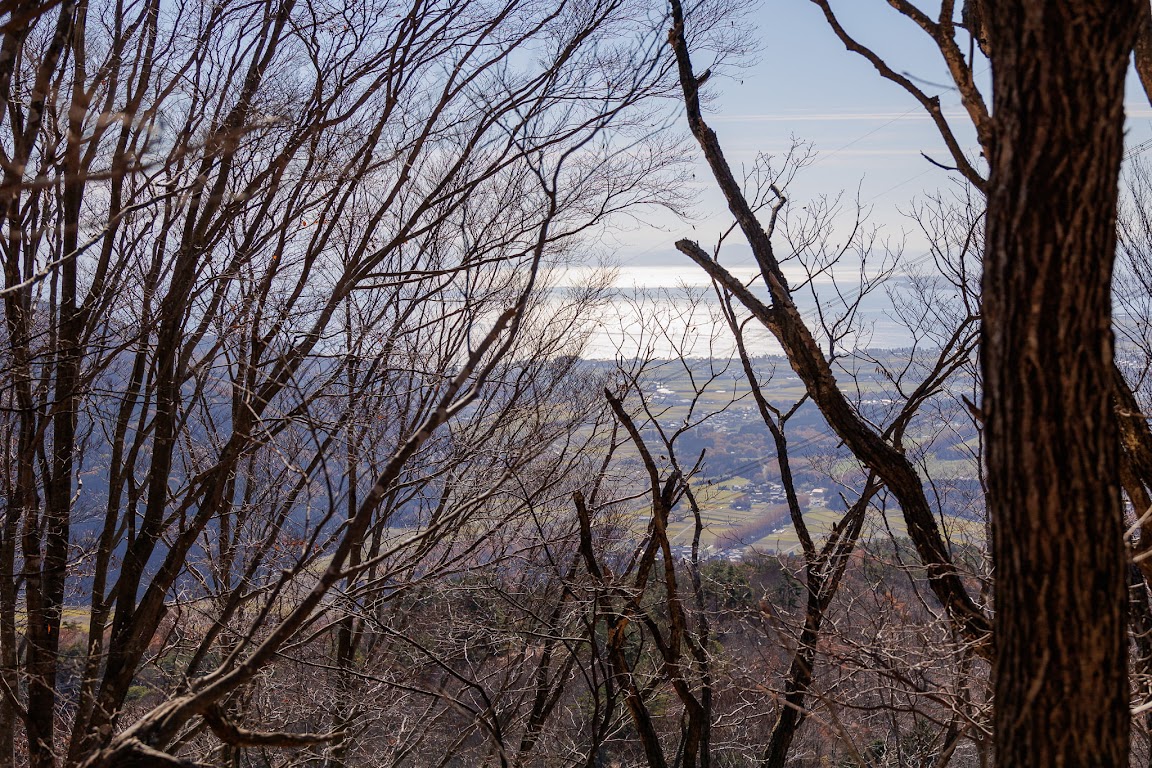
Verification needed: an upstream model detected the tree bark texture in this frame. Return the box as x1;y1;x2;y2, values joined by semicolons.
983;3;1138;765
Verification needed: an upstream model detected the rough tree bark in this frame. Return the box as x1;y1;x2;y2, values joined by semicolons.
982;3;1139;764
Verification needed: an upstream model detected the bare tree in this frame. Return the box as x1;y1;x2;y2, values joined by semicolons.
0;0;683;764
664;0;990;664
782;1;1141;762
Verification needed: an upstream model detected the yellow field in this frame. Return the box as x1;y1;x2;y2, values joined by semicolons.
665;496;985;556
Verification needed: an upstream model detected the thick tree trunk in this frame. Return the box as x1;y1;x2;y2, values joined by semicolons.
983;3;1138;764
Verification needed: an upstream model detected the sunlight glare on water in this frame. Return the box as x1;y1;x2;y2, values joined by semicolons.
550;265;917;360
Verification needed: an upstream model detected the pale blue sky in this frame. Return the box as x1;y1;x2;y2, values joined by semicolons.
612;0;1152;269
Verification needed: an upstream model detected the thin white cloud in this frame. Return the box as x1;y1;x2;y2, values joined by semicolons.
711;111;965;123
712;105;1152;123
816;148;929;156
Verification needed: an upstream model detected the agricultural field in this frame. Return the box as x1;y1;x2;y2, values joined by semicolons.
600;354;985;556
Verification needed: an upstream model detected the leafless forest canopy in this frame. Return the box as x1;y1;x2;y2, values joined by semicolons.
0;0;1150;766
